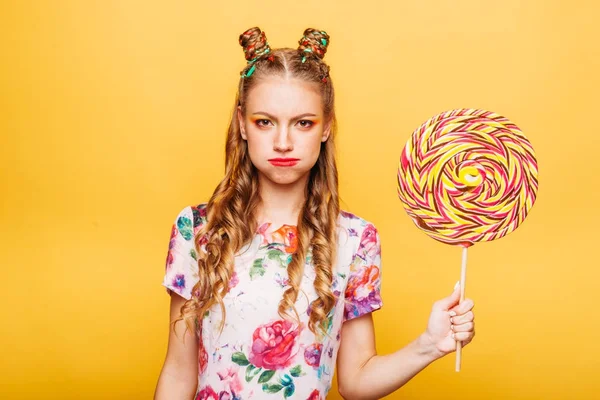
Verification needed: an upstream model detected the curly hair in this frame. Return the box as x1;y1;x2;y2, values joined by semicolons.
174;27;339;338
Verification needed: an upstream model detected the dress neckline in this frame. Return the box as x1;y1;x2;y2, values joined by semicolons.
255;222;298;252
255;222;297;235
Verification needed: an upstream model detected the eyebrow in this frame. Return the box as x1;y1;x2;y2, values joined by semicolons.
252;111;318;120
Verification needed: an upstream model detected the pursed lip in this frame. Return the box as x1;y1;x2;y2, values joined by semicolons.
268;158;300;166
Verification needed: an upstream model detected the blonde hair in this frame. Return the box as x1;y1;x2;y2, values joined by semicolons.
175;27;339;337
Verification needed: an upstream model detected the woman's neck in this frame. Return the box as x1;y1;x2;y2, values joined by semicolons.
256;172;308;227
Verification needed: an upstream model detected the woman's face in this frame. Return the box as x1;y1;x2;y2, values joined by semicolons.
239;76;330;186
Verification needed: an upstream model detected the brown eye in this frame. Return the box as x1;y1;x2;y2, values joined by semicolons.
255;119;271;127
297;120;314;128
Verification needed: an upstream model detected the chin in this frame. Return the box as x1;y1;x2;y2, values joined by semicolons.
268;173;304;186
260;168;310;186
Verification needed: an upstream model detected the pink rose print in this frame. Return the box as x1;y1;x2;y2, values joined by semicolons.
249;320;301;370
198;337;208;374
346;265;379;300
190;203;207;217
217;366;243;395
346;264;380;303
218;392;232;400
191;203;208;235
196;385;218;400
344;263;382;319
197;234;208;248
304;343;322;368
357;224;379;260
307;389;321;400
228;271;239;290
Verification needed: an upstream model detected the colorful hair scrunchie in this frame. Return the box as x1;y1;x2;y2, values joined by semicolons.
299;30;328;63
244;45;271;78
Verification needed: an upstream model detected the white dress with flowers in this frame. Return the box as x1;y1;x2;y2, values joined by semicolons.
162;203;383;400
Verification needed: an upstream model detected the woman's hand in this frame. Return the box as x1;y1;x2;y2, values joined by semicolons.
420;282;475;359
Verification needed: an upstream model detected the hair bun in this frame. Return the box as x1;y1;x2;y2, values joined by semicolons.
239;27;271;62
298;28;330;60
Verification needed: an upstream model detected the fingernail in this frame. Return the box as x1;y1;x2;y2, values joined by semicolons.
449;311;457;317
454;281;460;290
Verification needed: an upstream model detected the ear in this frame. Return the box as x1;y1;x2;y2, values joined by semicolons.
237;106;247;140
321;120;332;142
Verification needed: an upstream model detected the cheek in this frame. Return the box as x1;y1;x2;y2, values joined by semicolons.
302;134;324;160
245;134;268;159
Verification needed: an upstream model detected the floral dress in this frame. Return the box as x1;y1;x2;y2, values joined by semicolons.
162;203;383;400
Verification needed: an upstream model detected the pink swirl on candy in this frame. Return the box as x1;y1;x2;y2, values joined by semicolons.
397;109;538;247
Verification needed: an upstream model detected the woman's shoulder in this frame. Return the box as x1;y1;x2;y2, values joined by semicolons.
173;202;209;233
336;209;380;252
338;209;378;232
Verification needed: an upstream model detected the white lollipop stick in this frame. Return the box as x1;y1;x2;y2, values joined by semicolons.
455;247;468;372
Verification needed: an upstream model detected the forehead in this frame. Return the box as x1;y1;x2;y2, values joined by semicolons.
245;76;323;116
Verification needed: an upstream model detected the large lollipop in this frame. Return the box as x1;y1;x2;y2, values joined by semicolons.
397;108;538;371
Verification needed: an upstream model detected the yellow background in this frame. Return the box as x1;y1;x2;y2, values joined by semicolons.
2;1;598;399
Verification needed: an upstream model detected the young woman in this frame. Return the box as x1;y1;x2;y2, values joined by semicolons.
155;27;475;400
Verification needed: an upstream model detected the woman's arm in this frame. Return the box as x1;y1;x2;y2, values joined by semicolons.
336;313;438;400
154;293;199;400
336;285;475;400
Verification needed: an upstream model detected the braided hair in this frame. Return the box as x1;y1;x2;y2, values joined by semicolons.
238;27;330;82
177;26;339;338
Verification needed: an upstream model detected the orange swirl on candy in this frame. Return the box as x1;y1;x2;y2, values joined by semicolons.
397;109;538;247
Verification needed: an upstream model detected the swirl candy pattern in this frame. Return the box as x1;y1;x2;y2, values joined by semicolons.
397;109;538;247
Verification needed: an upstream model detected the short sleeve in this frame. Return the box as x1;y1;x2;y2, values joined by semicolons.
162;205;205;300
343;222;383;321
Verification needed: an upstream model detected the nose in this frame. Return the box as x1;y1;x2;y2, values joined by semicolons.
273;125;293;153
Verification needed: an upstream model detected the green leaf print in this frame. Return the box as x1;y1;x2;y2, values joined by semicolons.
283;382;295;398
305;247;313;264
279;374;293;386
245;364;262;382
231;352;250;366
326;314;334;333
266;249;283;260
250;258;266;280
189;248;197;261
289;365;303;378
177;216;193;241
266;249;290;268
258;369;276;383
262;383;284;393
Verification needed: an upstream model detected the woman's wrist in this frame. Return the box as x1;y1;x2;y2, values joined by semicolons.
416;332;446;362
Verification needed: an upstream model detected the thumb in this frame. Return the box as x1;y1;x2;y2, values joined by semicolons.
435;281;461;311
